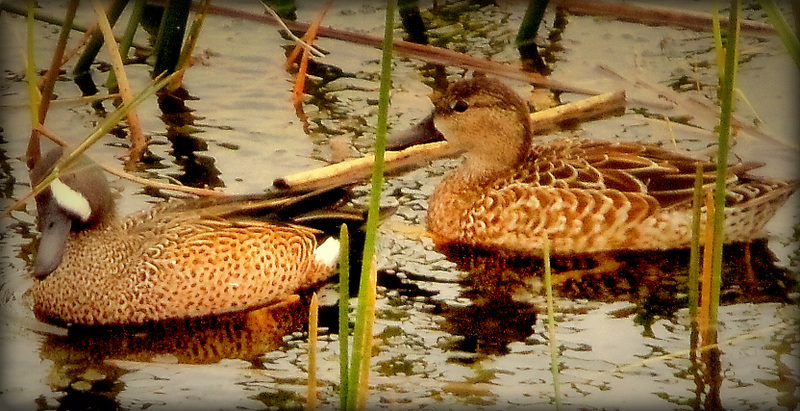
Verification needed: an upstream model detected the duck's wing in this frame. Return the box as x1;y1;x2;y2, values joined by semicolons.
521;140;750;208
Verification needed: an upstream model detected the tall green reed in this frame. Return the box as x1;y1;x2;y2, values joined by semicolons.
339;1;396;409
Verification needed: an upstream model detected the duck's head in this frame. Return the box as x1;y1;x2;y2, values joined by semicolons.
390;76;533;176
29;147;114;278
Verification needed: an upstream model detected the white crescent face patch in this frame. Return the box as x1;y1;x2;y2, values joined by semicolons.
50;178;92;222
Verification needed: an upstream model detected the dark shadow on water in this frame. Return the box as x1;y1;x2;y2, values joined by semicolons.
427;239;796;355
157;87;224;189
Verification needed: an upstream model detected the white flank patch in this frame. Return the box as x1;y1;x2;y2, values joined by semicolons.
51;178;92;222
313;237;340;267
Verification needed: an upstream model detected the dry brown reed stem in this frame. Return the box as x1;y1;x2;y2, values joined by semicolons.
698;190;716;348
34;0;79;133
275;141;458;192
529;90;626;135
287;4;330;117
274;90;626;191
99;163;226;197
284;2;330;71
91;0;147;166
554;0;775;35
306;292;319;411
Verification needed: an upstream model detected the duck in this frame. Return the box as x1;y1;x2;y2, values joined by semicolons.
391;76;798;257
28;146;365;326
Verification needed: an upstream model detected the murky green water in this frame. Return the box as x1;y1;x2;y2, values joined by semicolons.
1;1;798;409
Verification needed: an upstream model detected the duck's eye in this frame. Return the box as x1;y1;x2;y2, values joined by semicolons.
452;100;469;113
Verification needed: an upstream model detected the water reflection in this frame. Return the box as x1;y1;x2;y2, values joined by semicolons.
431;238;794;355
37;294;311;405
158;87;224;189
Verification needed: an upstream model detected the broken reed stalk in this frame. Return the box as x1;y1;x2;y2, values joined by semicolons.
275;90;625;192
91;0;147;165
542;237;562;410
287;3;330;111
306;292;319;411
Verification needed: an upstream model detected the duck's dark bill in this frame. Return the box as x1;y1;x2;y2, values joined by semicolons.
33;199;72;278
387;113;444;151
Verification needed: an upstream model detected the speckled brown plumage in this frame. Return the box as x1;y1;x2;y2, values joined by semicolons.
30;198;336;326
28;148;347;326
419;77;798;256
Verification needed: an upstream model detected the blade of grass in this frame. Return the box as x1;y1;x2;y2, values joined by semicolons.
346;1;396;409
542;237;561;410
337;224;350;411
306;292;319;411
759;0;800;68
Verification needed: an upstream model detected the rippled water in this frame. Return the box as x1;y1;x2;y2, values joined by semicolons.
1;1;798;410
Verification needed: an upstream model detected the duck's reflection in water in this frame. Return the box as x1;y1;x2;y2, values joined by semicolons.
431;238;795;355
37;293;312;405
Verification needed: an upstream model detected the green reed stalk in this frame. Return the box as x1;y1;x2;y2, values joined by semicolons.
337;224;350;410
106;0;147;90
759;0;800;68
542;237;561;410
345;1;395;409
152;0;191;77
688;165;704;321
515;0;549;50
709;0;741;332
711;0;725;83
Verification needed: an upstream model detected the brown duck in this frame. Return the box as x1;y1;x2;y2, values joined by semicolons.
29;147;363;326
392;77;798;257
